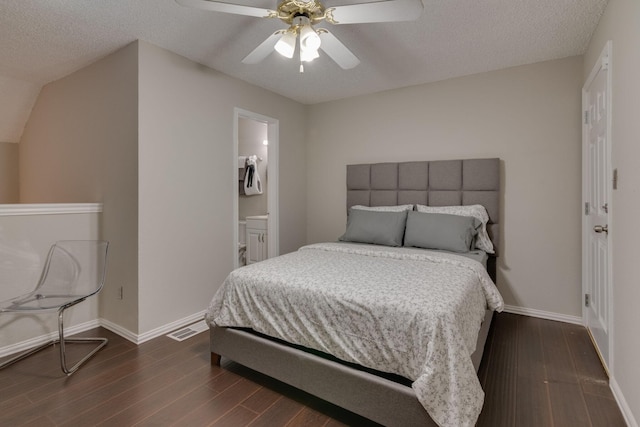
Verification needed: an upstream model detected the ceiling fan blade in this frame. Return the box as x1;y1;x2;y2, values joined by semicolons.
242;31;283;64
175;0;273;18
328;0;423;24
318;30;360;69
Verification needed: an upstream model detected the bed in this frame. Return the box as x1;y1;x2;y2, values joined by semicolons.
207;158;502;427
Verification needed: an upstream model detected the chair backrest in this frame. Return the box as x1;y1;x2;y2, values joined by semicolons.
35;240;109;298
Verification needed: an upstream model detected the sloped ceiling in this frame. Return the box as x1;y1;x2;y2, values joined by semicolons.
0;0;608;143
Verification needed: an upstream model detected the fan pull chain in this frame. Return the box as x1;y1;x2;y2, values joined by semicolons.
299;36;304;73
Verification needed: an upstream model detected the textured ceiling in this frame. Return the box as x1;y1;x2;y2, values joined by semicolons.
0;0;608;141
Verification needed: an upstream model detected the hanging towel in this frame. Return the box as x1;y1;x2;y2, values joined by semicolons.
244;155;263;196
239;156;248;196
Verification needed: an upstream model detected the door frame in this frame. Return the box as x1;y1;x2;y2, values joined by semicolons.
233;108;279;269
581;40;613;373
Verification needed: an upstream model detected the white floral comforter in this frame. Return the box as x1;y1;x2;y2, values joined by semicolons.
206;242;504;427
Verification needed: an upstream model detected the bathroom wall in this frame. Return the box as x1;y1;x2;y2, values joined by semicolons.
238;117;268;219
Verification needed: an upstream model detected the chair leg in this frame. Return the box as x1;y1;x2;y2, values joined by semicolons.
0;306;108;376
56;305;108;375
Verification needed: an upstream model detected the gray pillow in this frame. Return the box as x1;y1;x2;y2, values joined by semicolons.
339;209;408;247
404;211;480;253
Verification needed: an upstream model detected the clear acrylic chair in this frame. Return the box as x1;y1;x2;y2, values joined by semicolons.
0;240;109;375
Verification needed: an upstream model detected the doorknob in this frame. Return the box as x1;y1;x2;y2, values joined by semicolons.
594;225;608;234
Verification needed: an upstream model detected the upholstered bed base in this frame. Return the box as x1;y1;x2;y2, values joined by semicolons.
210;309;492;426
210;158;500;425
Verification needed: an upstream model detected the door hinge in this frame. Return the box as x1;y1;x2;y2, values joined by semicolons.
584;110;589;125
613;168;618;190
585;202;590;215
585;293;590;307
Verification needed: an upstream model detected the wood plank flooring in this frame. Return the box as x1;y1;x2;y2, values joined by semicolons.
0;313;626;426
477;313;626;427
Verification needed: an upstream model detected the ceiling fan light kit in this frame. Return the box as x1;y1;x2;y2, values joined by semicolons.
272;15;323;72
298;19;321;52
300;46;319;62
274;30;297;58
176;0;424;71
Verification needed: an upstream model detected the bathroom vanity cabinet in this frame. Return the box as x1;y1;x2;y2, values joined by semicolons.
246;215;268;264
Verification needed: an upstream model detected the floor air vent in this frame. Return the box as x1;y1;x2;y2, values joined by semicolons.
167;320;208;342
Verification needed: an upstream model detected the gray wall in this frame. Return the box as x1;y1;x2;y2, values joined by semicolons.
306;56;584;318
19;42;140;333
18;40;308;336
137;41;307;334
0;142;18;203
584;0;640;422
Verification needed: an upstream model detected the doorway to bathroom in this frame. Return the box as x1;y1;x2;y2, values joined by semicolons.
233;108;279;269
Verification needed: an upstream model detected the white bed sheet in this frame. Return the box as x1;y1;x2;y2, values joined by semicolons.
207;242;503;427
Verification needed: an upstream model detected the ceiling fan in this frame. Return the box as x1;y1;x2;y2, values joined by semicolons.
175;0;424;72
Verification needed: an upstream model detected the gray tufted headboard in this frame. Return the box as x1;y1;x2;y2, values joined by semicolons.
346;158;500;276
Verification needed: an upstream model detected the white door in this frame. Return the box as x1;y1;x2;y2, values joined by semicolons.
583;41;612;372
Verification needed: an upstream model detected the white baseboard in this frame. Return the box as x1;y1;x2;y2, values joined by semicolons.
100;310;208;344
502;304;583;325
134;310;208;344
0;319;101;359
611;376;638;427
99;318;139;344
1;311;208;356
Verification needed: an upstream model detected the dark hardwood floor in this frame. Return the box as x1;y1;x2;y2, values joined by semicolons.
0;313;626;426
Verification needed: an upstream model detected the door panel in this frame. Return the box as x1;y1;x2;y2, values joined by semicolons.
583;42;611;372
